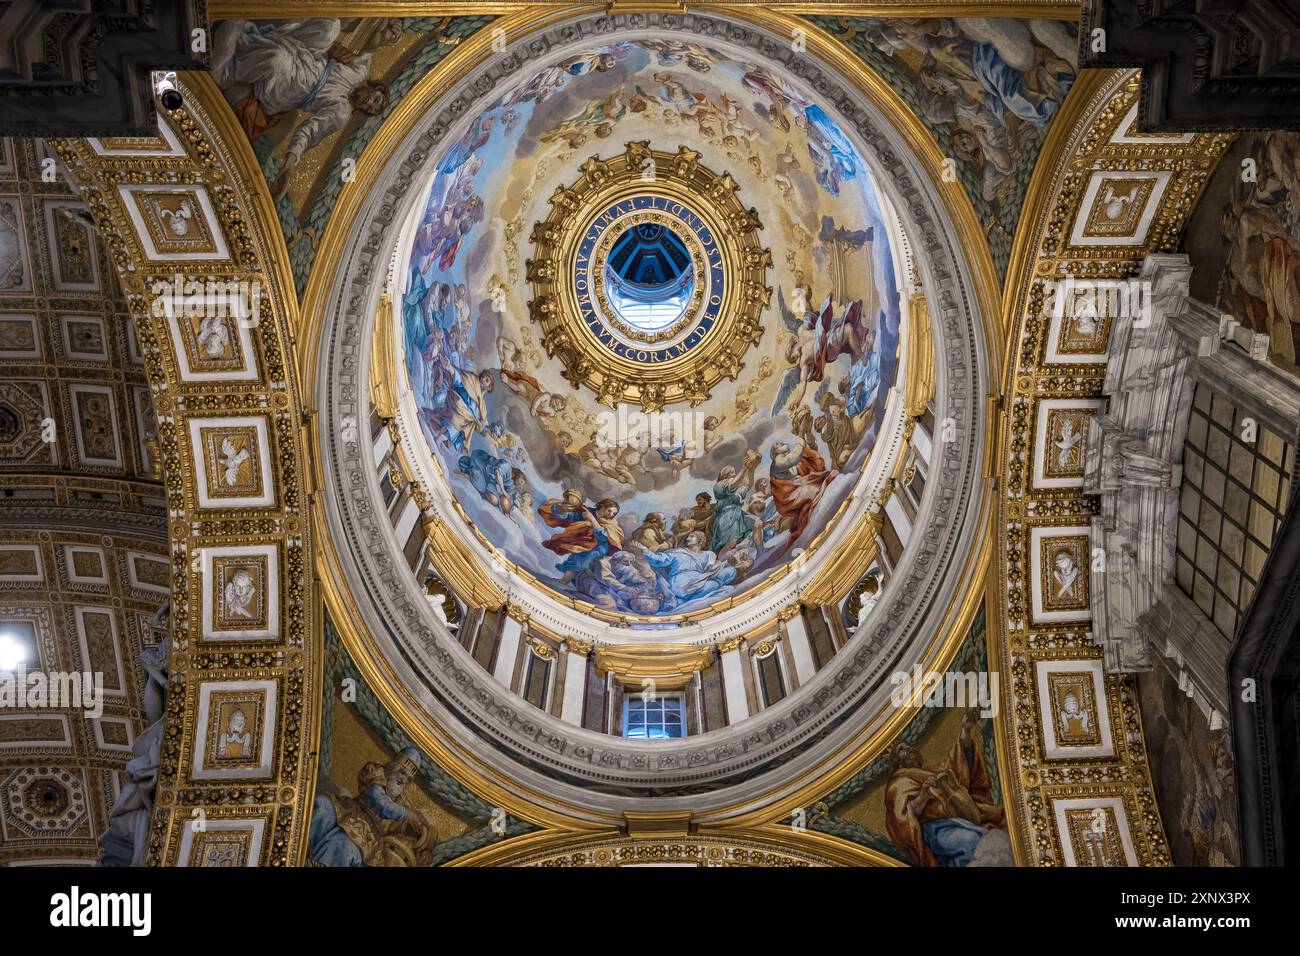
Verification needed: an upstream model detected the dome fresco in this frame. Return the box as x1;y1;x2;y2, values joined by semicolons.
399;37;906;617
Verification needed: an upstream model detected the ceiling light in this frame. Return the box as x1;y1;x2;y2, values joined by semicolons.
0;633;27;671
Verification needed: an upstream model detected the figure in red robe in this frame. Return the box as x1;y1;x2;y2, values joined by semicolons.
768;440;837;549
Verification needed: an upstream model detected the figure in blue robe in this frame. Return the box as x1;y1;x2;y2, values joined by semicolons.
459;448;515;507
643;536;736;605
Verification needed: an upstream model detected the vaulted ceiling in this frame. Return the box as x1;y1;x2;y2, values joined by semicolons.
0;136;168;864
0;0;1295;872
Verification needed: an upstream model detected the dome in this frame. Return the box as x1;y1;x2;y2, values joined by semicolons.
313;9;991;810
393;37;909;621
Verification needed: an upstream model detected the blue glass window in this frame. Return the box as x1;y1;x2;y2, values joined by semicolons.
604;222;695;335
623;696;686;739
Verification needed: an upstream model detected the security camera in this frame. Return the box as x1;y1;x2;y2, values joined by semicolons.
155;71;183;111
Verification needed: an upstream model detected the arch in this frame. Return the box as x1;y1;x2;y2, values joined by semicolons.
990;69;1232;866
56;73;319;865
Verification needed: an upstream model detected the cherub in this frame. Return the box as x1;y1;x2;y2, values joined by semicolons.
220;437;250;486
702;415;725;453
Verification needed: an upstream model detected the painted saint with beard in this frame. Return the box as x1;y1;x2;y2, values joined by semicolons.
308;747;438;866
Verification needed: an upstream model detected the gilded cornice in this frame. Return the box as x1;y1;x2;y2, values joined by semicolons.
526;142;771;411
446;822;903;867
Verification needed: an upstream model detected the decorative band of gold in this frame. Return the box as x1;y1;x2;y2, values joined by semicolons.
528;141;771;411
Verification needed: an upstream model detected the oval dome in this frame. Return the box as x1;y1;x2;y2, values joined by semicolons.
313;9;991;808
395;37;908;620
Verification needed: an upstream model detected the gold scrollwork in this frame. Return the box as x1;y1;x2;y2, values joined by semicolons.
527;141;771;411
594;642;714;689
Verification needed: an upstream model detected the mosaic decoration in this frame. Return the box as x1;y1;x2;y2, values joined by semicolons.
995;72;1231;866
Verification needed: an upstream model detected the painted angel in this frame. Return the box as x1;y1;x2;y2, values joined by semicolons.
154;198;193;237
770;286;871;415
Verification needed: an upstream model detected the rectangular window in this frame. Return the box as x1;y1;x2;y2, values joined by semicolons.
1175;383;1293;640
623;696;686;739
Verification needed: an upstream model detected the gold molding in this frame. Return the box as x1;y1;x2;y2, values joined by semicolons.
527;142;770;411
527;635;556;659
624;810;693;839
56;72;320;866
715;634;745;654
594;642;714;688
445;822;904;867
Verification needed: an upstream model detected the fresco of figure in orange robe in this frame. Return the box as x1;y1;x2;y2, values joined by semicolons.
769;440;836;548
883;717;1005;867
